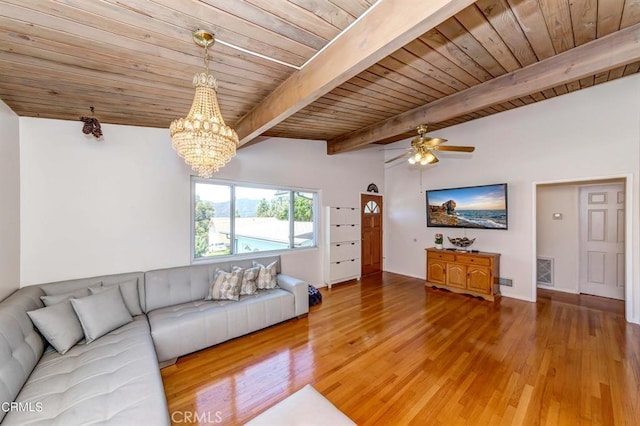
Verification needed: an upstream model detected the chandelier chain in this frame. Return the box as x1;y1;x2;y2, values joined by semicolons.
204;43;210;74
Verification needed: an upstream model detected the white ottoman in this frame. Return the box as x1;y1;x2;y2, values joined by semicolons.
245;384;356;426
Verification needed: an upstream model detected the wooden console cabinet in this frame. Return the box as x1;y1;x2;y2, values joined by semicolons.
425;248;501;301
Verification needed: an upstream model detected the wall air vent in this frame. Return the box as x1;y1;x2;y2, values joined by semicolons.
537;257;554;286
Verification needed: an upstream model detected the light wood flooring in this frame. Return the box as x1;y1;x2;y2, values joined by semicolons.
161;272;640;425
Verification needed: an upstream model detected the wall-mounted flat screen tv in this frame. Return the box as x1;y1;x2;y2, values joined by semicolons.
426;183;508;230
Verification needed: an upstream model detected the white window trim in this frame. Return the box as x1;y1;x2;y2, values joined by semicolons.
191;177;319;263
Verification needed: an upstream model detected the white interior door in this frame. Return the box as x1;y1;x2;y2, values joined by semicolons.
579;184;625;300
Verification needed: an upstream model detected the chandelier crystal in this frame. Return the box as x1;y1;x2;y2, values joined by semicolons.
170;30;238;178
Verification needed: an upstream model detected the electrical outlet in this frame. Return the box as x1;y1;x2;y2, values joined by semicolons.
499;277;513;287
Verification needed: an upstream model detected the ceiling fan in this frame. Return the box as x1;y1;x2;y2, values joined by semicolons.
385;124;475;165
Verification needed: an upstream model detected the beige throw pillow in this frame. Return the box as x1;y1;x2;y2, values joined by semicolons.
233;265;259;295
253;260;278;290
206;269;242;301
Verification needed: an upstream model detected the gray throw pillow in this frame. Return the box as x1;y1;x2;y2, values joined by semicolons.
253;260;278;289
40;287;91;306
70;286;133;344
27;300;84;354
89;278;143;316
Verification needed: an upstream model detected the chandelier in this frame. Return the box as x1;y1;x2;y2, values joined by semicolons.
170;30;238;178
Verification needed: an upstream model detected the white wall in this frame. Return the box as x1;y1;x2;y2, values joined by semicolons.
0;100;20;300
384;74;640;324
19;117;383;286
536;184;579;293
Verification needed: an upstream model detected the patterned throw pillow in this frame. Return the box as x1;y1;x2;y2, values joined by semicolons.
252;260;278;290
232;266;259;295
206;269;242;301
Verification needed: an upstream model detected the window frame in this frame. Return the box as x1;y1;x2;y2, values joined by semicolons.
190;177;319;262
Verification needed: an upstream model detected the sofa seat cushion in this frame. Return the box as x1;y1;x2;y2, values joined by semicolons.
3;316;169;426
148;288;295;362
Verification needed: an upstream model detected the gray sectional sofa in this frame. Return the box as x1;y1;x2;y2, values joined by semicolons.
0;255;309;425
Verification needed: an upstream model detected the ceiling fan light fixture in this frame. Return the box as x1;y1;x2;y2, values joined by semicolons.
170;30;238;178
389;124;473;166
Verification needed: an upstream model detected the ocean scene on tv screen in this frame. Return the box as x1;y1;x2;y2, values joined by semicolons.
427;184;507;229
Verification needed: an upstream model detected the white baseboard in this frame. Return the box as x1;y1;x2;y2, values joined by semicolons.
536;284;579;294
382;269;425;280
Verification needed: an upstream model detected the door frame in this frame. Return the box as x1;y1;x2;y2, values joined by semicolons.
360;193;383;276
532;173;634;323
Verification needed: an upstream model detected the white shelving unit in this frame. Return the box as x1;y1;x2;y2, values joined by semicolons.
324;206;361;288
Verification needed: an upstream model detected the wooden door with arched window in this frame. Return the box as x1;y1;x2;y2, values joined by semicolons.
361;194;382;276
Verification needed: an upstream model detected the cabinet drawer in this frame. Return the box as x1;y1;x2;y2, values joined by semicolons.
428;251;456;261
330;241;359;262
330;207;359;225
330;258;359;281
330;224;360;242
456;255;491;266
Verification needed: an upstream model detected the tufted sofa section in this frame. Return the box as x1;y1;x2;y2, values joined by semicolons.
0;273;169;425
149;288;295;362
0;255;309;425
0;287;45;424
144;255;309;363
3;317;169;425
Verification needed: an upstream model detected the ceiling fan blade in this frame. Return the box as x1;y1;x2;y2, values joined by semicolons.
433;145;475;152
384;152;409;164
423;137;448;147
429;153;439;164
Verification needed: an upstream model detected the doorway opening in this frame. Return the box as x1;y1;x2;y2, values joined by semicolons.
534;176;632;319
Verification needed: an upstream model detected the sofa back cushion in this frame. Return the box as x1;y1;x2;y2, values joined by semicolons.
0;286;46;423
144;255;281;312
36;272;146;314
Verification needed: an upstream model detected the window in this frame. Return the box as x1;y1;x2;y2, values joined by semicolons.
364;200;380;214
192;179;318;260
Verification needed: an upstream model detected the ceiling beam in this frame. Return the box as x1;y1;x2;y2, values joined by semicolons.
327;22;640;154
233;0;477;146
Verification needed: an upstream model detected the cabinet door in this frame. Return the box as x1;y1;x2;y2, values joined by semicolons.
467;266;492;294
330;259;359;282
330;207;359;225
446;263;467;289
330;224;360;242
330;242;360;262
427;260;446;284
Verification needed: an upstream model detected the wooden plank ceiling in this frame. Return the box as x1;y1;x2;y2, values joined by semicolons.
1;0;640;153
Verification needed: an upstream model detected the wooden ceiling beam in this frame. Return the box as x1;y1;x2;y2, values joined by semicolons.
327;22;640;154
233;0;477;146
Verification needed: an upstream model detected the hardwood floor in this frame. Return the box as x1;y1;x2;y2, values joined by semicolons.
161;273;640;425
